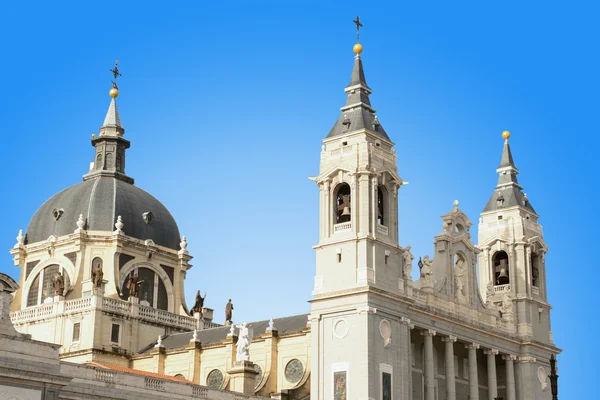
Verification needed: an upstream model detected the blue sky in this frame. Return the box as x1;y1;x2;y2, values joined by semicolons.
0;1;596;397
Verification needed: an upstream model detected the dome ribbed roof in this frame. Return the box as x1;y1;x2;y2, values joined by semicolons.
27;176;181;250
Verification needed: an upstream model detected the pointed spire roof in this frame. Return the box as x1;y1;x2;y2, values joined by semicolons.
102;97;122;129
482;132;536;214
327;45;390;142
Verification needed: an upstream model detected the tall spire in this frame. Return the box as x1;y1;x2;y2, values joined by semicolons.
482;131;535;213
326;18;390;141
83;61;132;183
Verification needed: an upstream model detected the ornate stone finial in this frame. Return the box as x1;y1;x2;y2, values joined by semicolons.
453;200;459;208
227;324;236;337
155;334;164;348
16;229;25;246
191;329;198;342
91;133;96;140
114;216;124;234
76;214;85;232
267;318;274;332
109;60;122;98
179;236;188;255
502;130;511;140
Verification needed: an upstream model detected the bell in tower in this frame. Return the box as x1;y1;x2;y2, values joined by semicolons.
336;184;351;223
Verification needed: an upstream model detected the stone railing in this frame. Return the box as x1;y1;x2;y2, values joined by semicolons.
11;295;197;331
494;284;511;294
202;321;222;329
334;222;352;233
377;224;388;236
62;363;267;400
102;297;131;314
329;145;354;157
65;297;92;313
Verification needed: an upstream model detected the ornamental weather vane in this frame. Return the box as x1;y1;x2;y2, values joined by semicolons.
110;60;122;89
353;16;363;42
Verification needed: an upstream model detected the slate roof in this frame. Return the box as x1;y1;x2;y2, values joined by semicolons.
327;55;391;141
103;97;122;128
139;314;309;353
482;139;536;214
27;176;181;250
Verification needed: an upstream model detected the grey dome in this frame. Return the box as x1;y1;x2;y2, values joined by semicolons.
27;177;181;250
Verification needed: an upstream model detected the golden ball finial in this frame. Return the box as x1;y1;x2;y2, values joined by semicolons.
109;87;119;98
502;130;511;140
353;43;363;55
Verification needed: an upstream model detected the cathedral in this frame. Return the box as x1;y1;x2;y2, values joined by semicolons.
0;32;559;400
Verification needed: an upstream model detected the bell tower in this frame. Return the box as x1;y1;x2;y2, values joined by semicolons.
310;41;405;297
309;25;410;400
477;131;553;344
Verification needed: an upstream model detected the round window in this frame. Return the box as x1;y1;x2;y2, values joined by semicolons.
284;359;304;384
206;369;224;389
254;364;263;388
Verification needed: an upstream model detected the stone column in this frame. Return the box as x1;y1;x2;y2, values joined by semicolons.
400;317;414;400
503;355;517;400
421;329;436;400
442;336;457;400
466;343;480;400
485;349;499;400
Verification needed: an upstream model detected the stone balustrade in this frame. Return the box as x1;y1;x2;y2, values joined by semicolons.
11;295;197;331
62;363;266;400
333;222;352;232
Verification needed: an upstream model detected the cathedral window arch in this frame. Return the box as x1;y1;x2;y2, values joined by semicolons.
26;263;71;307
492;250;510;286
333;183;352;224
95;153;102;170
530;252;540;288
119;263;174;312
116;155;123;172
377;185;388;227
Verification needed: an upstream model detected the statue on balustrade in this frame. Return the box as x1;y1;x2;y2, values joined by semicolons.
420;255;433;287
235;322;251;362
53;273;65;296
225;299;234;324
485;281;495;306
191;290;206;317
126;271;143;298
402;246;414;280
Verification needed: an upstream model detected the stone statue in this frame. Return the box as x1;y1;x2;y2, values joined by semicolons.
53;273;65;296
235;322;251;362
455;258;467;300
501;291;514;316
190;290;206;316
420;256;433;286
126;272;142;298
485;281;495;306
402;246;414;280
225;299;234;323
91;262;104;289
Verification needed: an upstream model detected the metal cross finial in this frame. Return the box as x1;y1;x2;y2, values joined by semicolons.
353;16;363;41
110;60;122;89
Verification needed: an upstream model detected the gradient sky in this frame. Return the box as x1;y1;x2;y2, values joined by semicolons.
0;1;597;397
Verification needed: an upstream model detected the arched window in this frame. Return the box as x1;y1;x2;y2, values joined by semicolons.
493;251;510;285
95;153;102;170
27;264;70;307
334;183;351;223
377;186;389;226
116;155;123;172
531;253;539;288
105;153;114;170
121;267;169;311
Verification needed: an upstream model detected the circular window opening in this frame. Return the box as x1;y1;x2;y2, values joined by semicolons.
206;369;224;389
284;359;304;384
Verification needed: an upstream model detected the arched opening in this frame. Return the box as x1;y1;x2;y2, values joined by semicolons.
105;153;114;170
26;264;70;307
334;183;351;224
116;155;123;172
377;186;386;226
493;251;510;285
95;153;102;170
531;253;540;288
121;267;169;311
